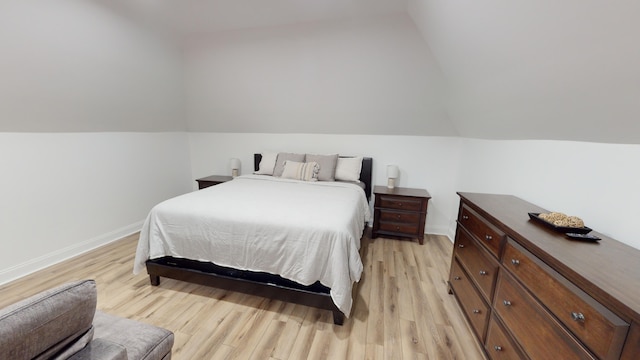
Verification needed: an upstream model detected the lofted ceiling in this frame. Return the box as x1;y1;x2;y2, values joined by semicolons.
3;0;639;144
409;1;640;144
99;0;408;35
96;0;640;144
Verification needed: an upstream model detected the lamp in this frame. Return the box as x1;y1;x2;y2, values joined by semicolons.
230;158;241;177
387;165;399;189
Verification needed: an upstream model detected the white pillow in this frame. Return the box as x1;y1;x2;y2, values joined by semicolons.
335;156;362;182
255;152;278;175
281;161;319;182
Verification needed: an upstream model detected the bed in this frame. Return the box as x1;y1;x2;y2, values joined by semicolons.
133;155;373;325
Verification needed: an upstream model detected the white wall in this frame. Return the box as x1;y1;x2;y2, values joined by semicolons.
456;139;640;250
189;133;640;251
0;133;192;284
0;0;191;284
184;14;456;137
188;133;464;236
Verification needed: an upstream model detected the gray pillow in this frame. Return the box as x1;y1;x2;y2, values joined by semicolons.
273;153;305;177
306;154;338;181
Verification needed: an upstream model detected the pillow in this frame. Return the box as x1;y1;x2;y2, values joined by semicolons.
335;156;363;182
305;154;338;181
281;161;319;181
255;152;278;175
273;153;305;177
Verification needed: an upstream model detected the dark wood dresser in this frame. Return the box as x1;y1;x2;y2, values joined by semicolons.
372;186;430;244
448;192;640;360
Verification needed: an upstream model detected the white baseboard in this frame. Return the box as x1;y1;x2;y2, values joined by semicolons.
425;225;455;243
0;221;144;286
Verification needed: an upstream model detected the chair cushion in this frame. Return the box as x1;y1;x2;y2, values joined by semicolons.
93;311;174;360
0;280;97;360
68;338;128;360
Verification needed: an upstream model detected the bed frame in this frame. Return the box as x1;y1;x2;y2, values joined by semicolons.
145;155;373;325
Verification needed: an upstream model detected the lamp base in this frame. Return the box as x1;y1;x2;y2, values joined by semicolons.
387;178;395;189
232;169;238;177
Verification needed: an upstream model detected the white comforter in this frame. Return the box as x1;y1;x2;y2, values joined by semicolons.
133;175;371;316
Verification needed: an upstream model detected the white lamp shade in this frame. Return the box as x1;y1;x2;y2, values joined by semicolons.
387;165;399;178
230;158;241;170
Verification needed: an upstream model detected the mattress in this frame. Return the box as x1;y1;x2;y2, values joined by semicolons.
133;175;371;316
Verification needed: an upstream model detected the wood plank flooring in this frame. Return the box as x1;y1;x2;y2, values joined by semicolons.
0;231;486;360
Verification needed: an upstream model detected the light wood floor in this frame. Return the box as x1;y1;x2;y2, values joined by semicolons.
0;231;486;360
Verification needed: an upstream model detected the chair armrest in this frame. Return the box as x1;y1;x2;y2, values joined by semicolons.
67;338;127;360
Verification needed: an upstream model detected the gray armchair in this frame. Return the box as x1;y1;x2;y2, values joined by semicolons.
0;280;173;360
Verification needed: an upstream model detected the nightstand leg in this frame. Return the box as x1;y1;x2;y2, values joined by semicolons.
418;235;424;245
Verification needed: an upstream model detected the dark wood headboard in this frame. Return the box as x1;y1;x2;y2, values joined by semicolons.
254;154;373;201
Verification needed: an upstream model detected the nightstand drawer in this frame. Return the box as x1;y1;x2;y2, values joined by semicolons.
378;222;420;235
378;210;421;224
378;196;424;212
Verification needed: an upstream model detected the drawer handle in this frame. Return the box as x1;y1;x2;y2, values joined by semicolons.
494;346;503;352
396;215;401;219
479;270;488;276
571;312;585;322
453;276;461;280
503;300;512;306
462;215;469;220
397;203;403;207
396;226;400;231
511;259;520;266
485;234;493;241
458;244;465;248
472;309;481;314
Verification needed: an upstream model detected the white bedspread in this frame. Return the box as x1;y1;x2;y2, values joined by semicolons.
133;175;371;316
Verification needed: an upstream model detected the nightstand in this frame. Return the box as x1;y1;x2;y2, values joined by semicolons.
372;186;431;244
195;175;233;189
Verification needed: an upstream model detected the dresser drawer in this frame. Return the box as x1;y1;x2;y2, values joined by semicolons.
455;228;499;303
450;259;490;340
621;322;640;360
459;205;505;258
378;210;421;224
503;240;629;359
485;316;525;360
494;271;596;360
379;195;424;212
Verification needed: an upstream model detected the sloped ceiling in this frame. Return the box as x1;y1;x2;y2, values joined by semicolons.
0;0;185;132
182;13;454;136
3;0;640;143
100;0;408;35
408;0;640;144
